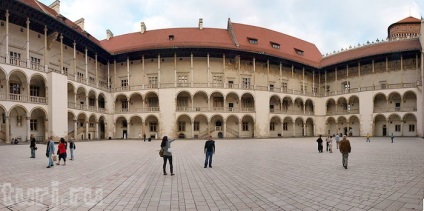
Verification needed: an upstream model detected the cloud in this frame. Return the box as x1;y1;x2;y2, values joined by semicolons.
39;0;423;53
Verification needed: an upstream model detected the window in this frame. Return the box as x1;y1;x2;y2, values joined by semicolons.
294;48;304;55
283;122;288;131
169;35;174;40
10;51;21;65
270;122;275;131
213;75;223;87
178;121;186;132
121;100;128;111
30;86;40;97
121;79;128;89
148;98;158;107
149;76;158;88
213;97;223;108
63;67;68;75
30;119;37;131
228;80;234;88
30;57;40;70
409;124;415;132
395;125;400;132
178;75;188;86
17;116;22;127
89;123;94;127
149;122;157;132
248;38;258;44
269;84;274;91
194;121;200;131
89;77;95;84
326;85;330;93
89;98;95;107
271;42;280;49
242;122;249;131
242;77;251;89
10;83;20;94
282;82;288;92
177;97;187;107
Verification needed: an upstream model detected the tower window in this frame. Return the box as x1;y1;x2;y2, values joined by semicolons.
248;38;258;44
169;35;174;40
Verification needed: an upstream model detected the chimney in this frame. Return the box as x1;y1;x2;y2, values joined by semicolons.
199;18;203;30
74;18;85;31
106;29;114;40
140;22;146;34
49;0;60;14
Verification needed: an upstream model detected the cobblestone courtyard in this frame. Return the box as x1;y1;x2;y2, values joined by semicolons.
0;137;423;210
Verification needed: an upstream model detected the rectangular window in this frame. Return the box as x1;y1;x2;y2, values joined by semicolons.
242;77;251;89
269;84;274;91
282;82;288;92
63;67;68;75
283;123;288;131
270;122;275;131
9;83;20;94
9;51;21;65
89;77;95;84
30;86;40;97
409;124;415;132
30;57;41;70
213;75;223;87
149;76;158;88
395;125;401;132
121;100;128;111
271;42;280;49
177;97;187;107
178;75;188;87
242;121;249;131
178;121;186;132
213;97;223;108
149;122;157;132
148;98;158;107
194;121;200;131
30;119;37;131
89;123;94;127
248;38;258;44
121;79;128;89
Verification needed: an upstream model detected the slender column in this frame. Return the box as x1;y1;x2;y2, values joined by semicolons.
400;121;403;136
26;18;30;68
346;65;349;78
174;53;177;86
142;56;145;87
335;67;338;81
113;60;117;89
96;122;99;139
192;121;194;139
312;71;315;95
400;55;403;84
207;53;210;86
239;119;242;137
95;54;98;87
386;56;388;72
267;60;269;89
303;123;306;136
372;59;375;73
252;57;256;88
127;122;130;139
279;62;282;91
191;53;194;86
302;67;305;95
85;48;88;83
85;95;88;110
127;57;130;87
223;121;226;138
73;42;77;80
325;71;327;96
85;121;89;140
26;117;31;141
358;61;361;77
60;34;64;74
281;121;284;137
158;54;161;87
44;26;48;71
5;10;9;64
95;97;98;111
74;91;77;107
293;121;296;137
5;116;9;143
74;120;77;140
107;61;110;89
223;54;226;86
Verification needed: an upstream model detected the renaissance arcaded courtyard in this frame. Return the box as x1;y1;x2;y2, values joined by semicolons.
0;137;423;211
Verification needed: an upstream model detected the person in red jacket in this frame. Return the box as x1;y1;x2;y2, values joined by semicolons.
56;138;67;166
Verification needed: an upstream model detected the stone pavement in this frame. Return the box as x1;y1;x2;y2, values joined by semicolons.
0;137;423;211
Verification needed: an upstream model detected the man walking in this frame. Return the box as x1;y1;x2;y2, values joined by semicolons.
204;136;215;168
335;134;340;149
339;135;351;169
390;133;394;143
30;134;37;158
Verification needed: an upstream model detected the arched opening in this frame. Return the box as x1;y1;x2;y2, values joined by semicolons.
269;116;282;137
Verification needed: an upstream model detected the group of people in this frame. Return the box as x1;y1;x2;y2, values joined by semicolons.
316;134;351;169
160;135;215;176
43;136;76;168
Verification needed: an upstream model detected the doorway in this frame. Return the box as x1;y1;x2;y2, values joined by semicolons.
382;125;387;136
123;130;127;139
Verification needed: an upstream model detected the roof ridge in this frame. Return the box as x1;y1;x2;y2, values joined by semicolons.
227;18;239;47
33;0;54;16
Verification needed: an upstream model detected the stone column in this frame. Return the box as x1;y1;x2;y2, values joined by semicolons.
5;10;10;64
85;121;89;140
26;117;31;141
5;115;10;143
96;122;99;139
26;18;30;68
74;120;77;140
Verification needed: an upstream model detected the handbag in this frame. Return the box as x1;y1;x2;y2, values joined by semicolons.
159;148;164;157
52;155;58;161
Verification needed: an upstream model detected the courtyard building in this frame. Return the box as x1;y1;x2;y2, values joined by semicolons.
0;0;423;142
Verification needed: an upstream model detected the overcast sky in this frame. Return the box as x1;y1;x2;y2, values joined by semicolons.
39;0;423;55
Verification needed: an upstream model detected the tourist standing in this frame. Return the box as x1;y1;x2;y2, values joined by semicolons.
56;138;67;166
366;133;371;142
328;135;333;153
161;136;176;175
390;133;394;143
69;137;76;160
30;134;37;158
316;135;323;153
339;135;351;169
326;135;331;152
46;136;55;168
143;134;146;142
335;134;340;149
204;136;215;168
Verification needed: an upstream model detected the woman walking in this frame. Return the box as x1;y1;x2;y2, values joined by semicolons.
161;136;176;175
56;138;67;166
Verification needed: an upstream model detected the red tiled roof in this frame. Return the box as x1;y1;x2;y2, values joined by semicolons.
394;16;421;24
320;38;421;67
100;28;235;54
231;23;322;67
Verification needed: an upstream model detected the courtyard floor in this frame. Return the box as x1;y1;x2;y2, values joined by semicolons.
0;137;423;211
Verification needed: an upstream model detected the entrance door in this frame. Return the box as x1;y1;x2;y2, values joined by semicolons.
123;130;127;139
382;125;387;136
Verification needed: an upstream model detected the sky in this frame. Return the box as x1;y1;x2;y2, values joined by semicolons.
39;0;423;55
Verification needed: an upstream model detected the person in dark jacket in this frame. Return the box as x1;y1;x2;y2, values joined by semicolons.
69;137;76;160
204;136;215;168
339;135;352;169
161;135;176;175
316;135;323;153
30;134;37;158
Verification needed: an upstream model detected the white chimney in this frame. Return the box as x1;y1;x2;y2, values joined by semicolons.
74;18;85;31
49;0;60;14
140;22;146;34
106;29;114;40
199;18;203;30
